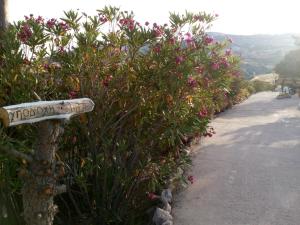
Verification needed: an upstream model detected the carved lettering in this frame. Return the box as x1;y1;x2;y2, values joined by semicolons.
0;98;94;127
8;112;15;122
30;108;36;117
16;110;22;121
37;107;43;115
23;109;30;119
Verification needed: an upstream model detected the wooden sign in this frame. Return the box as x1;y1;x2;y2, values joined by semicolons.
0;98;94;127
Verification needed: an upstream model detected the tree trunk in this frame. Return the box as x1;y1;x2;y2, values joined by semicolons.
22;121;64;225
0;0;7;29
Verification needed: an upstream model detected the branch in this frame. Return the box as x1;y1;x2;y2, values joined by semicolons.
33;91;42;101
0;146;33;163
54;185;67;196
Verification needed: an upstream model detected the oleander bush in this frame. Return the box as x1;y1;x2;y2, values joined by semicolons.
0;6;246;225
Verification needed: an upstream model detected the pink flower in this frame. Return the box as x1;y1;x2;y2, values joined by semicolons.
153;45;161;53
99;16;108;23
188;175;194;184
168;37;175;45
147;192;159;200
119;19;125;25
17;24;33;43
211;62;220;71
176;56;184;65
198;108;208;118
153;26;164;37
185;32;192;38
58;46;65;53
23;58;31;65
59;22;69;31
221;58;229;68
225;49;231;56
43;63;50;70
35;16;44;24
128;24;134;31
195;66;204;74
204;36;214;45
185;32;194;46
46;18;56;29
68;91;77;99
188;76;197;88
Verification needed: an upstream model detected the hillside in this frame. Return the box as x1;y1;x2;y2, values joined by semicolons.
210;33;298;79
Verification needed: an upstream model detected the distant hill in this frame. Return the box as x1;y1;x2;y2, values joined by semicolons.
209;33;298;79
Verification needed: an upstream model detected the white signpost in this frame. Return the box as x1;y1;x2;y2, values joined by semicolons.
0;98;94;225
0;98;94;127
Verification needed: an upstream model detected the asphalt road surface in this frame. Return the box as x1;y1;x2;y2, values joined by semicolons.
173;92;300;225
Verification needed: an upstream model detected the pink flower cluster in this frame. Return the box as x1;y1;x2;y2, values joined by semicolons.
24;14;43;24
68;91;77;99
175;56;184;65
188;76;197;88
18;24;32;44
188;175;194;184
119;18;136;31
58;22;69;32
204;36;214;45
198;108;208;118
153;44;161;53
147;192;159;200
184;32;195;47
46;18;56;29
211;62;220;71
168;37;176;45
99;15;108;23
195;66;204;74
153;23;164;37
35;16;44;24
220;58;229;68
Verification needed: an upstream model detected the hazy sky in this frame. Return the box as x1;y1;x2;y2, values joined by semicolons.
7;0;300;35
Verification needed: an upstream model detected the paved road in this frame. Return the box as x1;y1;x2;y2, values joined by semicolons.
173;92;300;225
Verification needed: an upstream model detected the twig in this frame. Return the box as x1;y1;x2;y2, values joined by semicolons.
33;91;42;101
0;146;33;163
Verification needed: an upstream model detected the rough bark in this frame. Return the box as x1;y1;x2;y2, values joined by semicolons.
0;0;7;29
21;121;64;225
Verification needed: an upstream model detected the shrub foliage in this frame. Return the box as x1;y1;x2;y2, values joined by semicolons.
0;7;248;225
